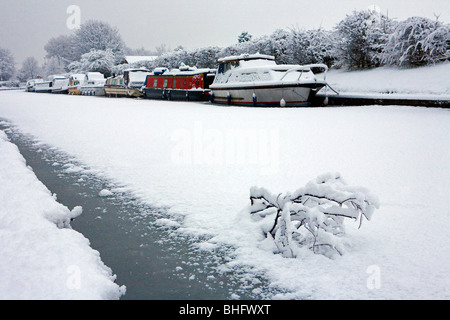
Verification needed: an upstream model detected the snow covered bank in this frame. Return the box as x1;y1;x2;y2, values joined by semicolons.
326;62;450;99
0;91;449;299
0;128;125;299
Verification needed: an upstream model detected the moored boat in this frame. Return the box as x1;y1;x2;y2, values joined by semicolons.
143;64;216;101
34;80;52;93
68;74;86;95
26;78;44;92
80;72;106;96
51;76;70;94
104;68;150;98
209;53;328;107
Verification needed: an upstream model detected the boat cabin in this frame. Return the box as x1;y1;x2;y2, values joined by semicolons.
51;76;70;94
26;78;44;92
68;74;86;95
80;72;106;96
104;68;150;97
143;65;216;101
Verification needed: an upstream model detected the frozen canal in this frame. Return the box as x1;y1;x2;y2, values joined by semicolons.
1;91;449;299
1;122;275;300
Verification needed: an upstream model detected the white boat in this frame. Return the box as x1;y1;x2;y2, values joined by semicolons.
26;78;44;92
80;72;106;96
51;76;70;94
34;81;52;93
209;53;328;107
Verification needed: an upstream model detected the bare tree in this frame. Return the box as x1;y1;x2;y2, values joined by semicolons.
17;57;41;81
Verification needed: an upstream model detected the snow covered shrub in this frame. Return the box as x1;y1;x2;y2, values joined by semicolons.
381;16;450;67
335;10;393;69
249;173;379;258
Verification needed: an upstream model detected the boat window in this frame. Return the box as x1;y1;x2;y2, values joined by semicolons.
218;63;225;74
260;72;271;81
240;72;259;82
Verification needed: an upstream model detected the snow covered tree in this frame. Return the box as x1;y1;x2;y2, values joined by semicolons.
238;31;253;43
42;56;66;77
290;28;336;66
248;173;379;258
192;46;221;68
72;20;125;64
150;46;221;70
335;10;392;69
68;49;115;77
44;35;77;67
268;29;296;64
17;57;41;81
381;16;450;66
0;48;16;81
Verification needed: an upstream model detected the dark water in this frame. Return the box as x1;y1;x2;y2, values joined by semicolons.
0;120;281;300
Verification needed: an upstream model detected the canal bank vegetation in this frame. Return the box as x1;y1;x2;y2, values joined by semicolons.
142;10;449;72
2;9;448;83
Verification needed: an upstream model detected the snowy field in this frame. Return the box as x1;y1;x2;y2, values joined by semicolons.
326;62;450;98
0;88;449;299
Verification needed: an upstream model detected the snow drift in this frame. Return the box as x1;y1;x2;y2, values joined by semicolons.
0;129;125;299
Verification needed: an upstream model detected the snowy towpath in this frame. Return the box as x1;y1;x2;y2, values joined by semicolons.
0;90;449;299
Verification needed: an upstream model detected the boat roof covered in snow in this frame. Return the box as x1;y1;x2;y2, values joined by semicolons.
217;53;275;63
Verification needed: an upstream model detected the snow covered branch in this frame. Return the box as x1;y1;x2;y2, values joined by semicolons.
249;173;379;258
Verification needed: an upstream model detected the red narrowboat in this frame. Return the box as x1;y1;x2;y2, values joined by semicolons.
143;65;216;101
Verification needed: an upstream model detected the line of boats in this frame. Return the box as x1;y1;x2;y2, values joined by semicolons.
26;53;330;107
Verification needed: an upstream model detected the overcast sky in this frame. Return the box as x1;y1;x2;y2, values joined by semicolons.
1;0;449;66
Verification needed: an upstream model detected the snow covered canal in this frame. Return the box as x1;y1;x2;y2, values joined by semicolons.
1;90;449;299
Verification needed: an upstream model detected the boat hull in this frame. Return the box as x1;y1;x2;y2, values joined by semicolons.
68;87;81;95
143;88;210;101
35;89;52;93
81;86;105;96
210;83;326;107
52;89;69;94
105;87;143;98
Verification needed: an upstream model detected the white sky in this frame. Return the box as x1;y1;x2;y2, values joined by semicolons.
1;0;449;66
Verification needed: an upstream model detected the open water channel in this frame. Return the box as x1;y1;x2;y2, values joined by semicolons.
1;121;282;300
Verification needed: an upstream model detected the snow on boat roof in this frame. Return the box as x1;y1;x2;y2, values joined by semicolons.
124;67;150;72
218;53;275;63
151;66;215;76
69;74;85;79
86;72;105;79
124;56;158;64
